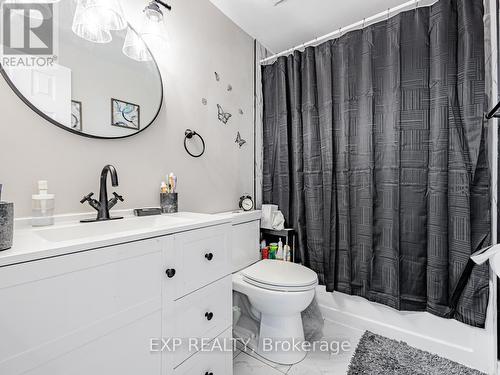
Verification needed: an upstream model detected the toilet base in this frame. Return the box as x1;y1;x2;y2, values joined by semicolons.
256;313;307;365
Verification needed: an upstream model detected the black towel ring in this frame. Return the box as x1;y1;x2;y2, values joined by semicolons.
184;129;206;158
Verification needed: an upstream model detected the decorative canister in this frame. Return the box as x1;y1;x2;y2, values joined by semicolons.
0;202;14;251
160;193;178;214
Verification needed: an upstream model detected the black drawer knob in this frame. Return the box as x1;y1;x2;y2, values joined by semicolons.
205;252;214;261
166;269;176;278
205;312;214;321
204;372;213;375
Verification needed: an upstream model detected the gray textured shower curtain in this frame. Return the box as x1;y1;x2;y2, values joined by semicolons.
262;0;490;327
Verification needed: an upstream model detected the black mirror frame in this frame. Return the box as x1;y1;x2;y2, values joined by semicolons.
0;24;164;140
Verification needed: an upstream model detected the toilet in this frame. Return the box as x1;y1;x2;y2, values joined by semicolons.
225;210;318;365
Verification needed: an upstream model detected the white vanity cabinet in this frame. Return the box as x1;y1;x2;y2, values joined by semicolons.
0;223;233;375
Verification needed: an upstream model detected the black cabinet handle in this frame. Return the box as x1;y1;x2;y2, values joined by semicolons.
205;252;214;261
204;372;213;375
205;312;214;321
166;269;176;278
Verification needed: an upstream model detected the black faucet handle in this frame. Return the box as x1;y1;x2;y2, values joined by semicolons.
80;192;94;204
112;192;124;202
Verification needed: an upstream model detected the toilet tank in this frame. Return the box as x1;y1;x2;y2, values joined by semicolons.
218;211;261;272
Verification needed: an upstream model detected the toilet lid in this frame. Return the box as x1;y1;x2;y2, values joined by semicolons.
242;260;318;289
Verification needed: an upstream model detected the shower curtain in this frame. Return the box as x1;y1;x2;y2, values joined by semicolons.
262;0;490;327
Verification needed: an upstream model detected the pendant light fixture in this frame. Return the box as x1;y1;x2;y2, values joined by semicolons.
72;0;112;43
79;0;127;31
72;0;126;44
122;0;171;62
139;0;171;52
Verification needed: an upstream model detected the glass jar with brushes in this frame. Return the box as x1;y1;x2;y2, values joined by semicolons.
160;173;178;213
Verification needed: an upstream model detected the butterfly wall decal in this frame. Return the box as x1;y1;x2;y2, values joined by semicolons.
235;132;246;148
217;104;232;124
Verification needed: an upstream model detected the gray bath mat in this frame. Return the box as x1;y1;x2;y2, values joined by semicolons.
348;331;485;375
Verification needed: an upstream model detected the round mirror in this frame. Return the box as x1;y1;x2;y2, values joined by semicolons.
0;0;163;139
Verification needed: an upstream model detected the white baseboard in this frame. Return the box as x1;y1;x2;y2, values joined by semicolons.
316;286;497;374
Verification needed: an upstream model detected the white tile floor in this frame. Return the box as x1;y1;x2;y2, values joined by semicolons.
233;320;364;375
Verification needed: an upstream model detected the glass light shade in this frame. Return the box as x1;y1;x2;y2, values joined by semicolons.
143;2;163;22
72;1;112;43
144;8;162;22
122;28;152;62
75;0;127;32
140;15;167;52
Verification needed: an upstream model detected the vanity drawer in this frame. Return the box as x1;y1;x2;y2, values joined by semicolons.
170;224;230;298
173;328;233;375
170;276;232;367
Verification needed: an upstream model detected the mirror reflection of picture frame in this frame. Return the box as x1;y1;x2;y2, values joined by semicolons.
111;98;140;130
71;100;82;132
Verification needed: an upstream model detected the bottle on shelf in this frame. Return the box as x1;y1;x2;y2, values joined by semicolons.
276;238;284;260
284;238;291;262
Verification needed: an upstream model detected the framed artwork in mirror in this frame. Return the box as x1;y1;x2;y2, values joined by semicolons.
111;98;140;130
71;100;82;132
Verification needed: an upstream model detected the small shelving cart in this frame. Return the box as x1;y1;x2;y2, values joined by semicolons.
260;227;296;263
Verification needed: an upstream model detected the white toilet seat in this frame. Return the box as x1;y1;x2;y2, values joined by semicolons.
242;275;317;292
241;259;318;292
233;260;318;365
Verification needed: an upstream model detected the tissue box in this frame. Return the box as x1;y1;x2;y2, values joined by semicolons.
0;202;13;251
261;204;278;229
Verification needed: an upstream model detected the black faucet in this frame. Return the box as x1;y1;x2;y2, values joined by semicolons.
80;165;124;223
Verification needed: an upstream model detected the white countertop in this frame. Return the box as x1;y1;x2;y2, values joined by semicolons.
216;209;262;225
0;211;233;267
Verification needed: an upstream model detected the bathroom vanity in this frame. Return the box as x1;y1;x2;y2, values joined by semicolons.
0;212;234;375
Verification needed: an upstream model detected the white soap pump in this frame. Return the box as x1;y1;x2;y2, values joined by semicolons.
32;180;55;227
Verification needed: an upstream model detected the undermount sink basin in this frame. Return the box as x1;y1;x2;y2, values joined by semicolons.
33;214;196;243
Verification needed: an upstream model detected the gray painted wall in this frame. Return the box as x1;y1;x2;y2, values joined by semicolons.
0;0;255;217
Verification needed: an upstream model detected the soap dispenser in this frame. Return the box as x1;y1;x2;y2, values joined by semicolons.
32;180;55;227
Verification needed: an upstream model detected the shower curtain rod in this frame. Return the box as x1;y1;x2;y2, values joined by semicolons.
260;0;433;64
